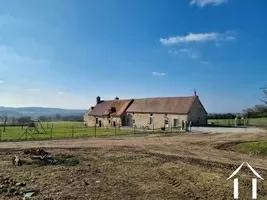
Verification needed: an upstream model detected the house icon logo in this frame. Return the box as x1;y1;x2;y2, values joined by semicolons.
227;162;264;199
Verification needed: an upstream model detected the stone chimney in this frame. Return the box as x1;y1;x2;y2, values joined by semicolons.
96;96;101;104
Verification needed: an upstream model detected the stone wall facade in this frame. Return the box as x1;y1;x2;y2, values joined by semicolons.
84;115;123;127
187;98;207;125
126;113;188;129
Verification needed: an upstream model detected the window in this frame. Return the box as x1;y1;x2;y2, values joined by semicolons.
149;117;153;124
164;119;168;125
133;119;135;124
95;118;98;124
150;113;153;117
108;119;111;123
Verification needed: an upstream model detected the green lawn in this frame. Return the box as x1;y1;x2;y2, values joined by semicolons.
235;141;267;156
0;121;137;141
208;118;267;127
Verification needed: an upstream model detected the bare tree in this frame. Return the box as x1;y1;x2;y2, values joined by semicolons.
260;86;267;104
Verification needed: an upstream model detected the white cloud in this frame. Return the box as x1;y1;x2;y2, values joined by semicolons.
0;80;4;84
57;91;65;95
152;72;166;76
160;31;236;45
190;0;228;7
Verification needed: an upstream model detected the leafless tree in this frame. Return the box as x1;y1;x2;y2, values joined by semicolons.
260;86;267;104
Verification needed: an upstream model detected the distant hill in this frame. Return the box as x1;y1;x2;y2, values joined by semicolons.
0;106;87;117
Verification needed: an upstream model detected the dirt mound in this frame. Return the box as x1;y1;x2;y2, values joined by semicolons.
24;148;49;156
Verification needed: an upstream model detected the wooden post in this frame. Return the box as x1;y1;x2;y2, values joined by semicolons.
50;128;53;139
94;124;96;137
0;129;2;142
115;125;117;136
72;126;74;138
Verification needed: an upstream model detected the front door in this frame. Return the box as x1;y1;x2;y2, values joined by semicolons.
99;120;102;127
173;119;178;127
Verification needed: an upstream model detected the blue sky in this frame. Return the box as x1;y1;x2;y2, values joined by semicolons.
0;0;266;112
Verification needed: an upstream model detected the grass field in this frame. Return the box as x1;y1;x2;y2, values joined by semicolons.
208;117;267;127
0;121;138;141
235;141;267;156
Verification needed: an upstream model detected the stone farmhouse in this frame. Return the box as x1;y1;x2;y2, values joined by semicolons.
84;95;207;129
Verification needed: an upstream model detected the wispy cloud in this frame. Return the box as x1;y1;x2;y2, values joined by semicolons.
57;91;65;95
169;48;199;59
190;0;228;7
152;72;166;76
178;48;199;59
160;31;236;45
215;42;221;47
27;88;41;92
0;80;4;84
200;61;211;65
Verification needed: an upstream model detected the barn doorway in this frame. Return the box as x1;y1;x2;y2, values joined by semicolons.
113;121;116;126
99;120;102;127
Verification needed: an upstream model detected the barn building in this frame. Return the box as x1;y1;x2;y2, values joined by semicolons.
84;95;207;128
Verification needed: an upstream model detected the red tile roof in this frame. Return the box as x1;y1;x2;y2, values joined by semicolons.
88;96;200;117
126;96;197;114
88;99;133;117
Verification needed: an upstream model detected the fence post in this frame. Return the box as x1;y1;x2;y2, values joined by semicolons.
94;124;96;137
50;128;53;140
47;123;48;129
153;124;154;133
0;129;2;142
171;123;172;133
115;125;117;136
25;129;28;140
72;126;74;138
134;125;135;134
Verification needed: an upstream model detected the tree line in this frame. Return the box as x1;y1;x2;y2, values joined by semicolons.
242;86;267;118
208;113;237;119
209;86;267;119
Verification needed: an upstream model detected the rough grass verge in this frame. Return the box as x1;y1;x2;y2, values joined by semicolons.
235;141;267;156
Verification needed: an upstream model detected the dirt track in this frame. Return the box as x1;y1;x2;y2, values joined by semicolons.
1;132;267;168
1;131;267;199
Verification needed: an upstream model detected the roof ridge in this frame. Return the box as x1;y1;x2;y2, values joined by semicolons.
133;96;197;100
103;96;196;101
